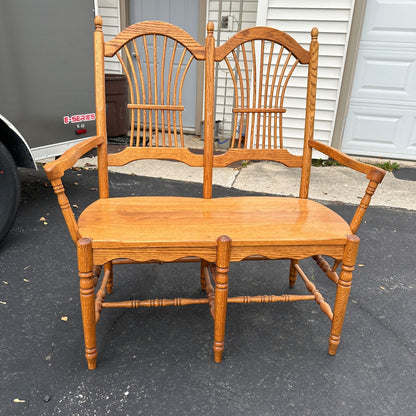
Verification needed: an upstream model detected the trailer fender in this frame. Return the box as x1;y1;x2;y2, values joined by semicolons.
0;115;36;170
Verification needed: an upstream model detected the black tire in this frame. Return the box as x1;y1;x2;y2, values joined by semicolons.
0;141;20;243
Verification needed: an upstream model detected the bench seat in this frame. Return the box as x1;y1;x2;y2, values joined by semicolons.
78;196;351;264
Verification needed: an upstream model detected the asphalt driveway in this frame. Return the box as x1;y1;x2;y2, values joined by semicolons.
1;167;415;415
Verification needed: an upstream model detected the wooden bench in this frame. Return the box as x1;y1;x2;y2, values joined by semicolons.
44;17;385;369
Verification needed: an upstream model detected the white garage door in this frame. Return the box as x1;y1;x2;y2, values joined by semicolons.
341;0;416;161
129;0;200;131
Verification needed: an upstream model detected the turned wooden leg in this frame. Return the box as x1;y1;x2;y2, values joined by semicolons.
105;262;114;294
213;235;231;363
200;260;208;291
77;238;97;370
328;235;360;355
289;259;298;287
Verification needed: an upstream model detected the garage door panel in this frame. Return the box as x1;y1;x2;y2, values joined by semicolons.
342;106;413;154
352;49;416;102
362;0;416;43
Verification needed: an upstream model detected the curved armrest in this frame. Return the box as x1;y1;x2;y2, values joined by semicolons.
43;135;104;243
44;135;105;181
309;139;386;234
309;140;385;184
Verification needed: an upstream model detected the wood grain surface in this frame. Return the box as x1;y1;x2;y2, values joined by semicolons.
78;196;351;248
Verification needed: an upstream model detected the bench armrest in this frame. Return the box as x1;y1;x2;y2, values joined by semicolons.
43;135;105;243
309;140;385;184
309;140;386;234
43;135;105;181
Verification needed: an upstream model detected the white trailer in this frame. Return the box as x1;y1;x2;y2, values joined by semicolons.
0;1;97;242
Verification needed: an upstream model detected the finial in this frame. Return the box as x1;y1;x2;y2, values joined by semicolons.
207;21;214;36
95;15;103;30
311;27;318;40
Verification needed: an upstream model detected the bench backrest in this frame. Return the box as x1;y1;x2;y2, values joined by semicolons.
93;17;318;199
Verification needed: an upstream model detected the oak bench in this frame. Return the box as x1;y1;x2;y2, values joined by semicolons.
44;17;385;369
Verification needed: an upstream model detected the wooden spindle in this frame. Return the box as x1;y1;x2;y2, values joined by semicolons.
313;255;339;284
257;40;264;148
250;41;257;148
160;36;167;146
103;298;210;308
232;50;244;147
179;55;195;147
172;49;187;147
227;294;315;303
118;48;136;146
133;39;147;146
277;52;292;148
269;42;285;149
95;267;112;323
350;180;378;234
241;44;250;147
153;35;159;146
264;42;274;149
203;263;216;318
294;263;333;320
167;41;177;147
224;56;239;148
104;262;113;294
51;179;79;243
143;36;153;145
200;260;208;290
92;265;102;288
270;45;284;149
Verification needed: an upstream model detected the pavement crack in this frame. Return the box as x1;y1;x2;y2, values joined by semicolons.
231;168;242;188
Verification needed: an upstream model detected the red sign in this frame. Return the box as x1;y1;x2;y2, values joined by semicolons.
63;113;96;124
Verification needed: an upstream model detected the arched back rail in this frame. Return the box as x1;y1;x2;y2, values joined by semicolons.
214;27;310;63
105;21;205;59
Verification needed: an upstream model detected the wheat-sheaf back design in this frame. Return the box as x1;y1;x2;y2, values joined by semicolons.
213;27;318;168
104;21;204;150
